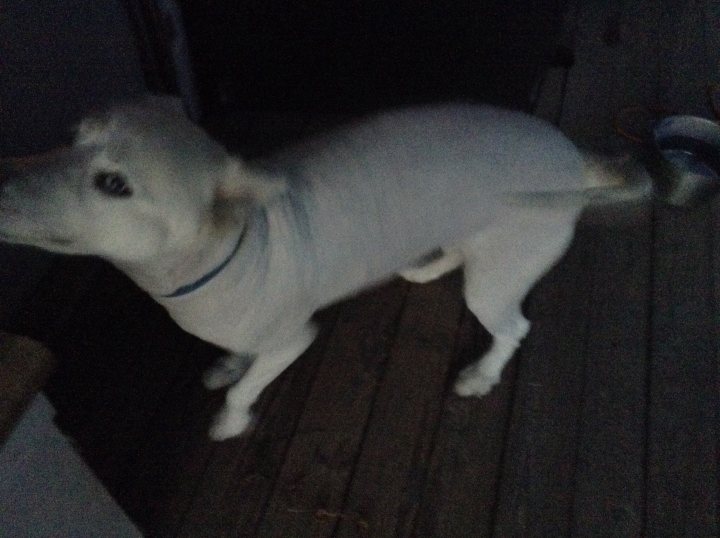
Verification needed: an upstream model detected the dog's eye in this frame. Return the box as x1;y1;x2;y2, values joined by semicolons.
94;172;132;197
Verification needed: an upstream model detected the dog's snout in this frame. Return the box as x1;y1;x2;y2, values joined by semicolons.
0;147;79;197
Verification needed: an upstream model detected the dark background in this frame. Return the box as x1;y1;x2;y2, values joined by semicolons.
180;0;565;114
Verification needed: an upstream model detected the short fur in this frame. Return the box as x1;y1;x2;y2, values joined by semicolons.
0;97;646;440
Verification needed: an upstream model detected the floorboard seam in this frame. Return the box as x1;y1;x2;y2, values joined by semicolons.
402;305;470;538
641;201;659;538
329;284;411;538
249;308;344;537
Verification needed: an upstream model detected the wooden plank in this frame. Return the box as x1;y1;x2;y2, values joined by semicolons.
409;313;509;538
714;201;720;525
647;202;719;536
604;0;662;151
568;0;658;533
473;1;654;529
645;1;720;534
493;225;591;536
571;203;652;536
254;281;409;538
332;276;466;538
656;0;718;117
175;308;339;538
558;0;626;148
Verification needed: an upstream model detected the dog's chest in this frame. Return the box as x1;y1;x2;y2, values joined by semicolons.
157;221;313;354
161;282;308;354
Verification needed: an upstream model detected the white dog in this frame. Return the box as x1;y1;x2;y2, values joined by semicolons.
0;97;646;440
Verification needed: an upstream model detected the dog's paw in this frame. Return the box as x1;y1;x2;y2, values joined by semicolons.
454;367;500;397
209;407;255;441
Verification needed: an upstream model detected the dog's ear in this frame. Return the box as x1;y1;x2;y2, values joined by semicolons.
216;157;287;204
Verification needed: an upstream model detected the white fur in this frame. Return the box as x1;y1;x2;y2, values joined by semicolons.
0;97;644;440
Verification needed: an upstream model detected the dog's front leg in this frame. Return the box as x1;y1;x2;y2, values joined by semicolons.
209;323;317;441
202;353;253;390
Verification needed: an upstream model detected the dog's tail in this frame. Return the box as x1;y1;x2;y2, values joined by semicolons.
504;151;652;208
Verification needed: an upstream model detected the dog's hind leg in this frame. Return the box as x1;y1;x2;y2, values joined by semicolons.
454;208;579;397
399;247;464;283
209;323;317;441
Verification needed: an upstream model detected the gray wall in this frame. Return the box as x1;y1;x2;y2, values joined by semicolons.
0;0;146;323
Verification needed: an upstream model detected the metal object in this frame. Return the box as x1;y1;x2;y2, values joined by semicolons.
647;115;720;207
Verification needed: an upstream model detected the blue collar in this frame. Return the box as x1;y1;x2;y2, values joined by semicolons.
161;229;246;298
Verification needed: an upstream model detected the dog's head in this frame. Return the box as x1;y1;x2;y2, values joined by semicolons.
0;96;285;262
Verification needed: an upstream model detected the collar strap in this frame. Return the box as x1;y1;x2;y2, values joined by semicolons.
161;229;246;298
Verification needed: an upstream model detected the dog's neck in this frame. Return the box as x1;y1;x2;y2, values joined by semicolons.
160;227;247;298
114;217;251;298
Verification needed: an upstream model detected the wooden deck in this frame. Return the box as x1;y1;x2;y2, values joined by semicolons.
9;1;720;536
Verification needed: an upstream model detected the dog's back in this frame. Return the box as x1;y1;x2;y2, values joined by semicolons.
266;104;588;297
